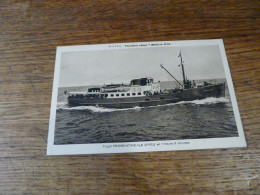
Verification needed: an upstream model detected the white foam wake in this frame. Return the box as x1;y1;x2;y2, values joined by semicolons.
176;97;229;105
56;97;229;113
57;103;141;113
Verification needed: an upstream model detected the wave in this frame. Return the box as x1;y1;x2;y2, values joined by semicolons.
68;106;142;113
56;97;229;113
146;97;229;109
176;97;229;105
57;102;141;113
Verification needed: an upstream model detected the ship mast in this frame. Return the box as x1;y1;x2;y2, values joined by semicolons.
160;64;183;88
178;51;186;88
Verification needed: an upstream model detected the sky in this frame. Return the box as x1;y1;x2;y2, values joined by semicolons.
58;45;226;87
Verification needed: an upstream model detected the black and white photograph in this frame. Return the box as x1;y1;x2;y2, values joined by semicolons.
47;40;246;155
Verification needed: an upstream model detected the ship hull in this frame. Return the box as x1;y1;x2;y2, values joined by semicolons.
67;83;225;109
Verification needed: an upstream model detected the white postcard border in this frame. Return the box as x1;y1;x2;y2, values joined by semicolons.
47;39;246;155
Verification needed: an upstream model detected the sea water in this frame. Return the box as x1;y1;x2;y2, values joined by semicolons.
54;80;238;144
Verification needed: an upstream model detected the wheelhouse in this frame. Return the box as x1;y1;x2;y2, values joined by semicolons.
130;77;153;86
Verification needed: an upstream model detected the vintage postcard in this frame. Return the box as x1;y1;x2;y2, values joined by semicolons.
47;39;246;155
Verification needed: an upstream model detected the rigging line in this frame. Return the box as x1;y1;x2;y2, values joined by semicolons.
160;67;179;89
183;62;216;80
166;74;178;88
160;63;182;89
196;63;219;79
182;54;217;79
166;73;180;89
160;64;183;87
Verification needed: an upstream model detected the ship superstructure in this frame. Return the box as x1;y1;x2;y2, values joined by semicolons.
68;77;161;100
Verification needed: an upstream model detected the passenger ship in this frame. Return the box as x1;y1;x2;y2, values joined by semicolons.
67;52;225;108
